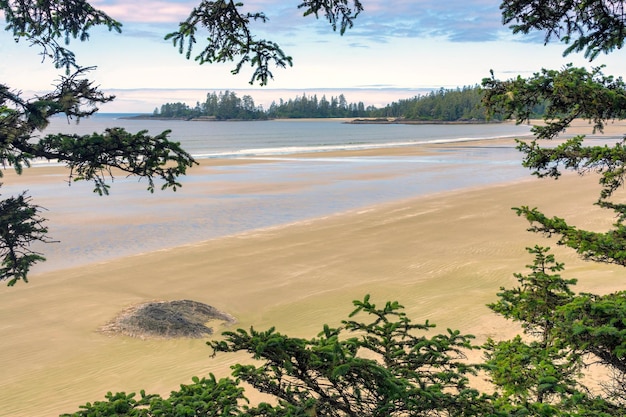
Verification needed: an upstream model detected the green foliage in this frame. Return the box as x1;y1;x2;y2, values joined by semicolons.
164;0;292;86
488;246;576;341
485;247;625;415
0;192;50;285
298;0;364;35
61;376;248;416
480;63;626;258
10;0;626;415
267;93;372;118
155;91;376;119
61;391;154;417
156;91;267;120
1;0;122;71
485;336;577;407
482;10;626;397
0;68;197;284
64;291;626;416
482;65;626;140
500;0;626;60
1;1;198;285
165;0;362;86
514;136;626;201
554;292;626;375
2;0;370;285
154;87;501;121
486;247;583;409
37;128;195;195
372;85;491;121
512;206;626;267
484;68;626;265
209;295;497;417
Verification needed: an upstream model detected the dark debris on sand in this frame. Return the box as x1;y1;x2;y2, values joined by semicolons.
101;300;236;339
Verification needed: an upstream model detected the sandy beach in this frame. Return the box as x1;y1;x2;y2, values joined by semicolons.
2;121;626;416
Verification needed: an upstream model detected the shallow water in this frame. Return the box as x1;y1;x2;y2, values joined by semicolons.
4;117;535;273
6;149;528;274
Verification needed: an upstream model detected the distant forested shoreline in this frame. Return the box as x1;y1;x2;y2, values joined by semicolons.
139;86;534;122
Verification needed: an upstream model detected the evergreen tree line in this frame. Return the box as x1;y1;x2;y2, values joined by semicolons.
152;86;528;121
266;93;376;118
154;91;268;120
371;85;493;121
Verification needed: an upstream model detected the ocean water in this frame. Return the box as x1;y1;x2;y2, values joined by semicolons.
6;115;535;273
41;113;533;158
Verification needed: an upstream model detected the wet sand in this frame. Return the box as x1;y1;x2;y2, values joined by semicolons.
1;121;626;416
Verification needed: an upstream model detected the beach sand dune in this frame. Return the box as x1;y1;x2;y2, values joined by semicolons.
1;133;626;416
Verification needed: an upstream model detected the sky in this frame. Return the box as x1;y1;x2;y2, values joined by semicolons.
3;0;626;112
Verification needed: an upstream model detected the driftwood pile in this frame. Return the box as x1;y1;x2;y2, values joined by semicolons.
101;300;235;339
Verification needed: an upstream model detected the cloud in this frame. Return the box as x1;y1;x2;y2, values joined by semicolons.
257;0;523;45
91;0;196;23
349;0;508;42
348;42;371;49
88;1;532;45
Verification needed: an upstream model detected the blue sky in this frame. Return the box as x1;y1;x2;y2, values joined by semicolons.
3;0;626;112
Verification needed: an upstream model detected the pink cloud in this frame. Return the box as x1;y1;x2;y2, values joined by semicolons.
91;0;196;23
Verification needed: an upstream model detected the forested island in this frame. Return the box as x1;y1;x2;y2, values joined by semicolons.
147;86;531;122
